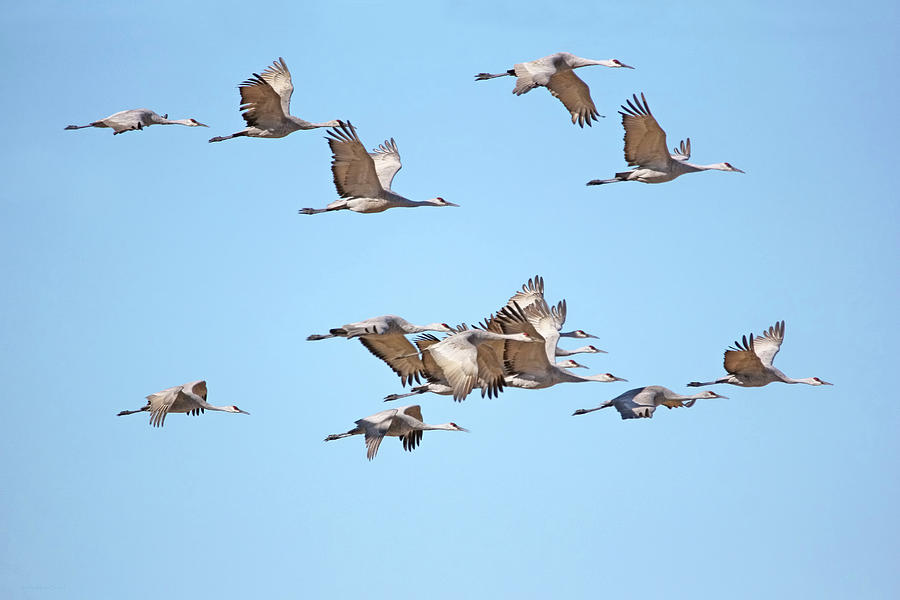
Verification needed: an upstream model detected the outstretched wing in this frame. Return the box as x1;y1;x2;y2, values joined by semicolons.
752;320;785;367
723;334;766;375
619;93;671;171
258;57;294;116
369;138;402;190
671;138;691;161
505;275;545;312
428;334;479;402
612;388;656;420
414;334;446;383
238;72;287;130
358;334;423;387
547;70;600;127
326;122;384;198
146;385;181;427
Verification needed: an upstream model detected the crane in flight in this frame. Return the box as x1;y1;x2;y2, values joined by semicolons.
688;320;832;388
65;109;207;135
573;386;728;420
299;122;457;215
475;52;634;127
209;57;341;142
587;93;744;185
117;380;249;427
324;405;467;460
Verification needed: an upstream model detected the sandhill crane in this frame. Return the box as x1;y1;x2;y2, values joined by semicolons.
324;405;467;460
572;386;728;420
475;52;634;127
117;380;249;427
586;93;744;185
307;315;452;340
494;303;626;390
208;57;340;142
65;109;207;135
307;316;453;387
688;320;832;388
299;123;457;215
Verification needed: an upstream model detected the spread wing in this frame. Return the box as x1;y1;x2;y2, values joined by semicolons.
612;388;656;420
547;70;600;127
369;138;402;190
493;303;550;377
671;138;691;161
752;320;785;367
475;343;506;399
524;299;563;363
146;385;180;427
428;334;479;402
401;405;424;422
238;73;287;130
620;93;672;171
258;57;294;116
723;333;766;375
358;335;423;387
414;334;446;383
505;275;544;312
356;410;395;461
326;122;384;198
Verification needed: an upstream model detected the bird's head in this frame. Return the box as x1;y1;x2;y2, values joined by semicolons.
228;405;251;415
187;118;209;128
429;197;459;207
699;391;729;400
558;360;588;369
586;345;607;353
572;330;598;339
449;422;469;432
426;196;459;206
809;377;833;386
610;59;635;69
719;162;744;173
599;373;627;382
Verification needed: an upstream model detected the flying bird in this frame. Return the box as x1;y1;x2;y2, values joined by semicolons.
688;321;832;388
586;93;744;185
299;122;457;214
65;109;207;135
117;380;249;427
209;57;341;142
573;386;728;420
475;52;634;127
324;405;467;460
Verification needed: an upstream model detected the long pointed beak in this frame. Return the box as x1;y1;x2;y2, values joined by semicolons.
714;394;729;399
444;201;460;207
457;426;470;432
733;167;745;173
586;334;599;339
198;123;209;127
620;63;635;69
239;409;250;415
613;376;628;382
822;381;833;386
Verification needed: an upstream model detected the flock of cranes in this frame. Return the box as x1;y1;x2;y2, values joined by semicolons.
69;52;825;458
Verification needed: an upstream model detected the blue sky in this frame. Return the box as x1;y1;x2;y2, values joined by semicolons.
1;0;898;598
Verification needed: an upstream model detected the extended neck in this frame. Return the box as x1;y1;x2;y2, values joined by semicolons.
422;422;458;431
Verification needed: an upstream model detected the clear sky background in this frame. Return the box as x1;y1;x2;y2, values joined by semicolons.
1;1;898;598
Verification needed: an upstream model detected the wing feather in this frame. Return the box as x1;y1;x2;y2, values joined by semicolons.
547;70;601;127
619;93;672;170
358;335;423;387
369;138;402;190
326;122;383;198
238;74;286;130
258;57;294;116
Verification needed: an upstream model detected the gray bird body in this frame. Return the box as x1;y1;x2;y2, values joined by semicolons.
65;108;207;134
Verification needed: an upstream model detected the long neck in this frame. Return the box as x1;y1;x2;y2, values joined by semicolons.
685;162;729;172
555;346;599;356
159;118;195;126
421;422;457;431
289;116;341;130
407;322;445;334
570;57;609;68
196;399;235;413
781;375;817;385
